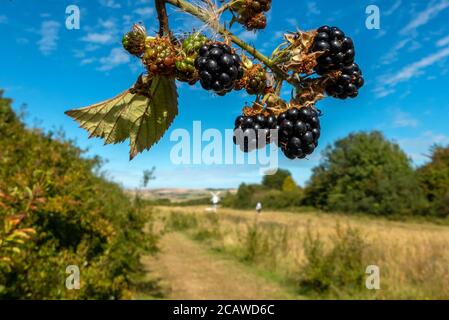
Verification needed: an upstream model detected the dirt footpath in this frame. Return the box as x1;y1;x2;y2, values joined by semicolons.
141;232;297;300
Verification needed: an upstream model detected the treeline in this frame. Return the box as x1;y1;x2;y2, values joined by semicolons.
223;131;449;219
0;91;157;299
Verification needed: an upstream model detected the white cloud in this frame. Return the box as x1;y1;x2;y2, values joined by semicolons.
401;0;449;34
82;32;114;44
99;0;121;9
393;110;419;128
80;58;96;65
97;48;130;71
37;20;60;55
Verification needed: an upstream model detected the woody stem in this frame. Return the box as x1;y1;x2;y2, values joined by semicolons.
155;0;170;36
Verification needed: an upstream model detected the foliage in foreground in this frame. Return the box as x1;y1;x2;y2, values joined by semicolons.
0;91;157;299
298;224;367;296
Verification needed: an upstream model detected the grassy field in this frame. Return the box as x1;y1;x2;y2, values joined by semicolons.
152;206;449;300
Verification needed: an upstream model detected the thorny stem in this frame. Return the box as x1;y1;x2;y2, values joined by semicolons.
155;0;170;36
161;0;302;89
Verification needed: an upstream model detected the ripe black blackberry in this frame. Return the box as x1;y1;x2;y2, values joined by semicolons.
195;43;244;95
276;106;321;159
310;25;355;75
325;63;364;99
233;113;277;152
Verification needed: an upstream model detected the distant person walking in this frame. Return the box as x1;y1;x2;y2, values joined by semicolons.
256;202;262;214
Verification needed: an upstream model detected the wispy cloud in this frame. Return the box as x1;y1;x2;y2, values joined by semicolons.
99;0;121;9
436;34;449;47
37;20;60;55
306;1;321;16
379;38;412;65
385;0;402;16
384;46;449;85
393;110;419;128
401;0;449;34
286;18;298;27
134;7;155;17
375;45;449;98
97;47;130;71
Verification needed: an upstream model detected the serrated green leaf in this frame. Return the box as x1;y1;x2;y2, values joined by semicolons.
65;76;178;160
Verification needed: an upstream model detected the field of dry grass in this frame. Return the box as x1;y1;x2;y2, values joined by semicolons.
156;206;449;299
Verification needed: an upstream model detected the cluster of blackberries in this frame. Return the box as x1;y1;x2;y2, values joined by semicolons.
276;106;321;159
233;114;277;152
195;43;244;95
232;0;272;31
233;106;321;159
325;63;364;99
311;26;355;75
176;33;209;84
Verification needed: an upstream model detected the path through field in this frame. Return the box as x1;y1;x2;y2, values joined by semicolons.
141;232;298;300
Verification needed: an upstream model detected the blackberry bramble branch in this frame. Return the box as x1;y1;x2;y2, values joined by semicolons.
65;0;365;161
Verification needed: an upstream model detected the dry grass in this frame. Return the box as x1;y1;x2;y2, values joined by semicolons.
157;206;449;299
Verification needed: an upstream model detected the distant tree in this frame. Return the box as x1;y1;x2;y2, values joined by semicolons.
142;167;156;188
417;145;449;217
303;131;425;216
282;176;298;193
232;183;258;209
262;169;292;190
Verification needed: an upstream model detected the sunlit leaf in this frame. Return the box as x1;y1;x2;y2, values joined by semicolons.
65;75;178;160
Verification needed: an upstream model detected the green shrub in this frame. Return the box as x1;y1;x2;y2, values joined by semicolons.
261;190;303;209
304;131;426;216
298;224;368;297
0;91;157;299
240;222;262;262
417;145;449;218
166;211;198;231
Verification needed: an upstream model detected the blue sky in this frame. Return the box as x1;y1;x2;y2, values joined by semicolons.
1;0;449;189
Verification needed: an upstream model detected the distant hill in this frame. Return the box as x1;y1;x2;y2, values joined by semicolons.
126;188;237;203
